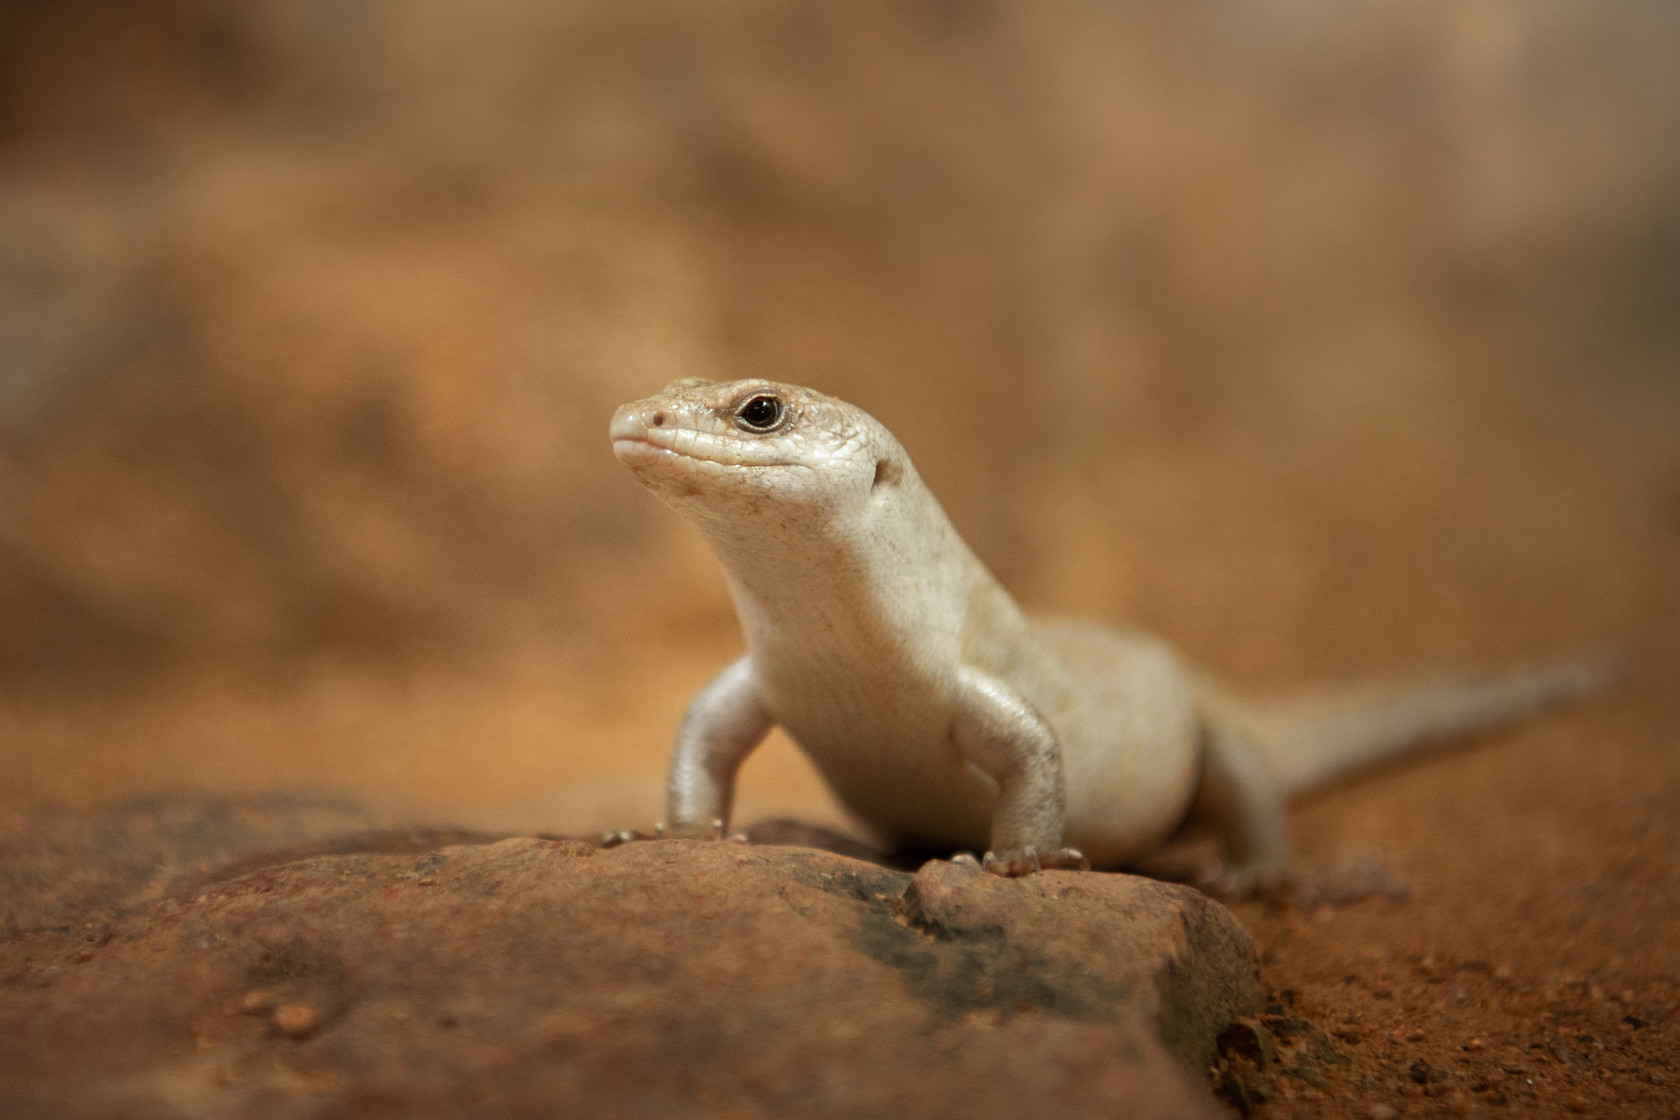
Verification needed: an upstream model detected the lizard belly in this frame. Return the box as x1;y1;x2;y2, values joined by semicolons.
756;663;999;850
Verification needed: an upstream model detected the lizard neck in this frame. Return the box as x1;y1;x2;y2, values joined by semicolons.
692;470;1003;663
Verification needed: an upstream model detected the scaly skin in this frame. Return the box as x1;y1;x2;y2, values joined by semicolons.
608;379;1607;891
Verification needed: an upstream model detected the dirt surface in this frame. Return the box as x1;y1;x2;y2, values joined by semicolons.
1217;677;1680;1118
0;2;1677;1117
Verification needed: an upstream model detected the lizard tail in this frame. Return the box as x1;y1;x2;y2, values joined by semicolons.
1230;654;1619;796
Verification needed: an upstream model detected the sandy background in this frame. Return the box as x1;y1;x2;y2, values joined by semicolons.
3;0;1674;827
3;3;1678;1113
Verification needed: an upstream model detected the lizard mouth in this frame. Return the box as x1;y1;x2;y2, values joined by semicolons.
612;435;744;470
614;437;795;473
611;436;673;467
611;429;794;473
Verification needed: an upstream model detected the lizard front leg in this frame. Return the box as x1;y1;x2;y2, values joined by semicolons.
605;655;772;845
950;667;1089;877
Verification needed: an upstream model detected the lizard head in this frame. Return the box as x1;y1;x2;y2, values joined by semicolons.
610;378;905;528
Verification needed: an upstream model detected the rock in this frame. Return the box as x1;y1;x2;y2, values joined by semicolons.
272;1003;322;1039
0;791;494;934
0;826;1260;1118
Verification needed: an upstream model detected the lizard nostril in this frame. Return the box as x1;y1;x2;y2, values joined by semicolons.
650;411;667;428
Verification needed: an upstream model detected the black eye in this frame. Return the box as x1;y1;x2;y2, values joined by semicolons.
735;394;785;431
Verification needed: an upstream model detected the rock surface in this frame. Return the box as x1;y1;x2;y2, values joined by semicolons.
0;796;1259;1119
0;792;491;935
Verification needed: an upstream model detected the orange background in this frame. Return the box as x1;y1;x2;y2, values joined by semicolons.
1;1;1676;839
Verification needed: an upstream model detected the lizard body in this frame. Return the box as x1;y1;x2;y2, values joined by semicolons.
609;379;1605;891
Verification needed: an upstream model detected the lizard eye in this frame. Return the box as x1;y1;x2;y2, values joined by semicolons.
735;394;785;432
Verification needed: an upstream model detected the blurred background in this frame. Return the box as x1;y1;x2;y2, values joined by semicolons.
0;0;1676;835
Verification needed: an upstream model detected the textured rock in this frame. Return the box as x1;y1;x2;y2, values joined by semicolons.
0;792;488;934
0;818;1259;1119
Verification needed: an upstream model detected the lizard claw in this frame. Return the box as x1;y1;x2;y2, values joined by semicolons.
982;847;1037;876
981;846;1090;877
600;827;655;848
950;851;983;870
601;821;668;848
603;820;747;848
1040;847;1090;872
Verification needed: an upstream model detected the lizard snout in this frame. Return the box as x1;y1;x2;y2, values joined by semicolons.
609;403;657;441
610;401;678;469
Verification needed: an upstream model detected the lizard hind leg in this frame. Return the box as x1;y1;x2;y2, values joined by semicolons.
1190;713;1292;900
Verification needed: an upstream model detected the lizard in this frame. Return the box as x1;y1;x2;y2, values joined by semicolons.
606;377;1610;894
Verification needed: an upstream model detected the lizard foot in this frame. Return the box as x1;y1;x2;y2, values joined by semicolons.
600;820;748;848
1198;856;1291;902
981;846;1091;877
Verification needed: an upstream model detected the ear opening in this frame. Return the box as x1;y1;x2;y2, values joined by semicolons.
872;457;901;490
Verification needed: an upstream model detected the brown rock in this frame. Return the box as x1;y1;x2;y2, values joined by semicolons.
901;855;1260;1071
0;792;489;934
0;832;1259;1118
272;1003;321;1039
